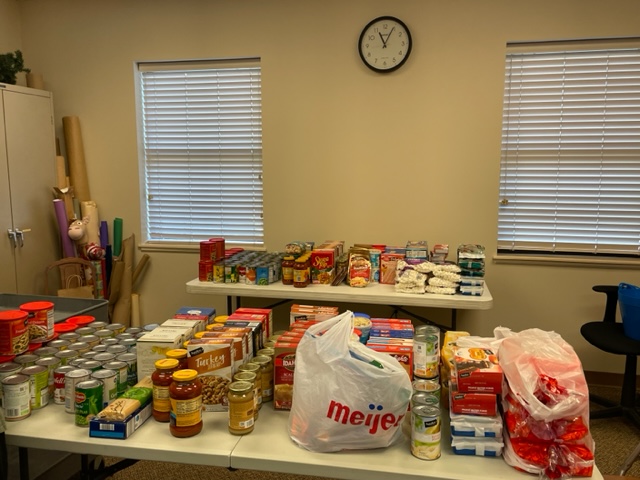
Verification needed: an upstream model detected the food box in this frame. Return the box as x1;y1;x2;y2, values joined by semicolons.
185;338;234;411
201;330;249;368
161;318;203;336
233;307;272;339
310;248;336;284
405;240;429;259
273;338;301;410
451;437;504;456
449;381;498;416
366;344;413;378
380;253;405;284
89;401;152;439
173;306;216;327
227;312;269;344
289;304;338;324
453;347;502;394
449;412;503;438
223;320;262;355
136;326;193;381
369;324;415;338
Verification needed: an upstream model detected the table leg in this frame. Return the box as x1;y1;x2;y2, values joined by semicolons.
17;447;28;480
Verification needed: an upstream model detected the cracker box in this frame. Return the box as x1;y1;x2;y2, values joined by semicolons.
453;347;502;394
273;338;300;410
186;338;234;411
136;326;193;381
173;306;216;328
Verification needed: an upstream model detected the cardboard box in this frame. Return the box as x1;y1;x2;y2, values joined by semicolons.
227;312;268;344
161;318;203;336
449;381;498;416
89;401;152;439
273;339;300;410
453;347;502;394
233;307;272;339
201;330;249;367
366;344;413;378
136;326;192;380
224;320;263;355
186;338;234;411
173;306;216;327
310;248;336;284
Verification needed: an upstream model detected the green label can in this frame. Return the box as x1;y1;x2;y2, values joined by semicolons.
74;379;103;427
102;360;128;396
91;369;117;408
411;405;441;460
21;365;49;409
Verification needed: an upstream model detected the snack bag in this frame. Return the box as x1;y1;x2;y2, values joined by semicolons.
288;311;412;452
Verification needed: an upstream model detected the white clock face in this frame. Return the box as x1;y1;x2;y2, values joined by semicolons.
358;16;412;73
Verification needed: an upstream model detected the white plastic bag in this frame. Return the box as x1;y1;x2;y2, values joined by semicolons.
288;310;412;452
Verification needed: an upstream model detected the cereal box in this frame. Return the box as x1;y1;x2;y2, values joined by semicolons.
185;338;234;411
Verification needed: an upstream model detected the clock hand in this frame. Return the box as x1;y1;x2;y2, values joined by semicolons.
379;32;388;48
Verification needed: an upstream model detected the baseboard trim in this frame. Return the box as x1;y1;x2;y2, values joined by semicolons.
584;370;638;387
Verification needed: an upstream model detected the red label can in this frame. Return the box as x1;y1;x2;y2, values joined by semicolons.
0;310;29;356
20;301;55;342
200;241;215;261
199;260;213;281
209;237;225;261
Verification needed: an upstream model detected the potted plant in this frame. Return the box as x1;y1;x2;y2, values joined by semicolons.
0;50;30;85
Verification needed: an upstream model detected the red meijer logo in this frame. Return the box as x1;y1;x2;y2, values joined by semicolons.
326;400;404;435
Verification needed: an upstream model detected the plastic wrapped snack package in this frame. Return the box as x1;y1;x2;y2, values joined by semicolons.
395;263;427;294
499;328;594;479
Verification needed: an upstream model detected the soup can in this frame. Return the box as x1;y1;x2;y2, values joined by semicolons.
0;310;29;356
64;368;91;413
19;301;55;342
412;378;441;400
411;405;441;460
53;365;76;404
102;361;128;395
413;328;440;379
2;374;31;421
14;354;39;369
55;349;80;366
115;352;138;386
74;379;103;427
35;356;61;397
21;365;49;409
0;362;23;403
411;391;440;409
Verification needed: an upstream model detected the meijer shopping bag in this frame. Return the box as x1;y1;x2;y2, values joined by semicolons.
288;311;412;452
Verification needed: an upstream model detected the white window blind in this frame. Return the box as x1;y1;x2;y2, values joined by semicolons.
498;43;640;256
137;59;264;246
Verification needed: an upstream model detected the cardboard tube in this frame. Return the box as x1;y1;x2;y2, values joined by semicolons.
100;221;108;249
113;217;123;257
133;254;150;286
63;116;91;202
26;73;44;90
55;156;67;189
80;201;100;246
131;293;141;327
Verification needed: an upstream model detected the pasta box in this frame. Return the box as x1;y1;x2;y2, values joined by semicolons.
310;248;336;284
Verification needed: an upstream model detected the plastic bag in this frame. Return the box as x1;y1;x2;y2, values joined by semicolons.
288;311;412;452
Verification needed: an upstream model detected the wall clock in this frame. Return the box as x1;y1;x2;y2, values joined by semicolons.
358;16;412;73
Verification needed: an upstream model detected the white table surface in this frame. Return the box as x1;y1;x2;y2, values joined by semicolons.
4;402;239;467
186;279;493;311
5;403;604;480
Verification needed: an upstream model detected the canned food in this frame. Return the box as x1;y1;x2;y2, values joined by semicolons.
35;356;61;397
53;365;76;404
107;323;126;336
13;354;39;368
46;339;71;351
0;362;22;402
2;374;31;421
33;346;58;358
91;344;108;353
64;368;92;413
94;330;113;341
93;352;116;364
88;321;109;330
78;335;100;348
106;345;127;356
411;391;440;408
102;361;128;395
413;331;440;379
58;332;80;343
67;342;91;355
125;327;142;336
101;338;119;347
0;310;29;356
75;379;103;427
119;339;136;351
20;301;55;342
411;405;441;460
81;351;99;360
78;360;102;372
21;365;49;409
91;369;117;407
115;352;137;386
75;327;96;336
55;349;80;365
412;378;441;399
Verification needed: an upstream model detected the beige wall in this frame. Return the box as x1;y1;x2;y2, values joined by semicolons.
3;0;640;374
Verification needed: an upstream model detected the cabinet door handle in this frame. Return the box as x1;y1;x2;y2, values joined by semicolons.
15;228;31;248
7;229;17;248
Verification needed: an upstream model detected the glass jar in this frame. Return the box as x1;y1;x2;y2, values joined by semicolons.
281;256;295;285
237;362;262;410
165;348;189;370
227;380;255;435
250;355;273;402
169;369;203;437
233;371;259;420
152;358;180;422
293;256;309;288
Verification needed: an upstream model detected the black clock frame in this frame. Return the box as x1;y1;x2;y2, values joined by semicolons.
358;16;413;73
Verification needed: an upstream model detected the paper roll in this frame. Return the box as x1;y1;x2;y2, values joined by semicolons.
131;293;141;327
26;73;45;90
55;156;67;189
100;221;109;249
63;116;91;202
80;201;100;246
113;217;123;257
53;199;76;258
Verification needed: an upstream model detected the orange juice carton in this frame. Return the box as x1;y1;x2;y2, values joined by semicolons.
173;306;216;327
366;344;413;378
273;338;301;411
185;337;234;411
453;347;502;394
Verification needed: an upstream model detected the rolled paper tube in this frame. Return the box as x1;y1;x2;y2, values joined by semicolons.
100;221;108;249
53;199;76;258
113;217;123;257
55;156;67;189
80;201;100;246
73;198;81;221
63;116;91;201
131;293;141;327
105;245;113;292
26;73;45;90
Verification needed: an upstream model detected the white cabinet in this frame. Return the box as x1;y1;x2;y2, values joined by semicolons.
0;83;58;294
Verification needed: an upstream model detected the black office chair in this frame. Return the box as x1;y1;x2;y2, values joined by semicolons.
580;285;640;428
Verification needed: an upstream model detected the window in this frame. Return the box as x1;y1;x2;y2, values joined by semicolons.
136;58;264;246
497;41;640;256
